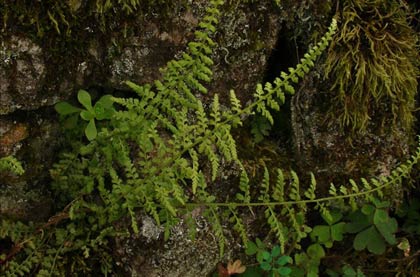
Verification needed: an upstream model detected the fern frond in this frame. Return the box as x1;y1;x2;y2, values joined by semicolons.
304;173;317;200
272;169;285;202
258;167;271;202
0;156;24;175
229;207;248;245
265;206;287;254
236;168;251;203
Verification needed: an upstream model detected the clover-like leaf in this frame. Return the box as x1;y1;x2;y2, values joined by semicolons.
375;217;398;245
330;222;345;242
373;209;389;225
353;226;385;254
311;225;330;243
345;211;370;233
307;243;325;260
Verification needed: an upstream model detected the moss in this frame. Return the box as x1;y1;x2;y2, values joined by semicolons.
324;0;419;134
0;0;184;74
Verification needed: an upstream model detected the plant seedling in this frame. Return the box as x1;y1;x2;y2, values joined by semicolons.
55;90;114;140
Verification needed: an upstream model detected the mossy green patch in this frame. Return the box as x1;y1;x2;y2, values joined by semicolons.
324;0;419;134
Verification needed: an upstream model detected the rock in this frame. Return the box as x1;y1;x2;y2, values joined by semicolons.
291;72;411;190
0;36;46;114
114;214;239;277
0;115;60;222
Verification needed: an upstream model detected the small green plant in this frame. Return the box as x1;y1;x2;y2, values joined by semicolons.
310;209;345;248
345;198;398;254
293;243;325;276
245;240;293;277
55;90;115;140
0;156;24;176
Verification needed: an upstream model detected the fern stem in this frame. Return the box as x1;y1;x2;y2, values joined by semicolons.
183;167;415;209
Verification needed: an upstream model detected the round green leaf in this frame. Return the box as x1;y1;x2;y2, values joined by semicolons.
276;255;292;266
376;218;398;245
262;251;271;261
85;120;97;141
345;212;370;233
271;245;281;258
307;244;325;260
373;209;389;225
78;90;93;111
260;262;272;271
311;225;330;243
353;227;371;251
277;267;292;276
331;222;345;242
96;94;114;109
245;241;257;256
366;229;386;255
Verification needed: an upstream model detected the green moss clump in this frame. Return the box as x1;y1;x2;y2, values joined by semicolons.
324;0;419;134
1;0;173;37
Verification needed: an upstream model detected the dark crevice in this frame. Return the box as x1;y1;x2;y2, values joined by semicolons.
263;29;299;85
262;28;300;142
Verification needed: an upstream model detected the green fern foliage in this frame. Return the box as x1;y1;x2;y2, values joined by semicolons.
49;7;337;266
190;137;420;255
251;18;337;141
3;2;419;273
0;156;24;176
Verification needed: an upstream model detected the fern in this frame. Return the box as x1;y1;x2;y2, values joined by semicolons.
250;18;338;141
186;137;420;253
49;14;337;256
4;2;418;273
0;156;24;176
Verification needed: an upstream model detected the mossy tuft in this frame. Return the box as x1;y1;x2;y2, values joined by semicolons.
324;0;419;134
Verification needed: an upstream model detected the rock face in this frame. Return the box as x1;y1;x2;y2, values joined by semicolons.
291;72;411;188
0;36;46;114
0;116;58;222
113;215;238;277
